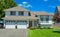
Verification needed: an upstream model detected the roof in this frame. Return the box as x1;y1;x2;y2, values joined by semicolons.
2;16;38;20
30;13;35;17
4;6;28;11
31;11;52;15
57;6;60;12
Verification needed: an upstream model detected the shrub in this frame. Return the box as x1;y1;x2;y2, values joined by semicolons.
29;27;35;30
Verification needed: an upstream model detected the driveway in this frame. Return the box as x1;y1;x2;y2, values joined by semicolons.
0;29;27;37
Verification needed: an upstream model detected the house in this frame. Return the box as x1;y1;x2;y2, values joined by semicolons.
2;6;53;29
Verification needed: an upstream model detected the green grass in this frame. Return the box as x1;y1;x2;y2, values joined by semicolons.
28;29;60;37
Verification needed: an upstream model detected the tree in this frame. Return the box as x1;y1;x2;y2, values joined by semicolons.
53;7;60;23
0;0;17;18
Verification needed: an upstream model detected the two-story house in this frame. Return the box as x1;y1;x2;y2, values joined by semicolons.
2;6;38;29
2;6;53;29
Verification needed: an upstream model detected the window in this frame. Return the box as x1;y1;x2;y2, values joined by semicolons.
10;11;16;15
18;11;24;16
40;15;44;21
45;16;49;22
46;18;49;21
40;17;43;21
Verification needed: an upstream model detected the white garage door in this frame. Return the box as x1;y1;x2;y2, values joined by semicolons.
5;20;16;29
17;21;28;29
5;20;28;29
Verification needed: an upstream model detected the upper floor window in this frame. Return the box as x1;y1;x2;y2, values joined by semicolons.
18;11;24;16
10;11;16;15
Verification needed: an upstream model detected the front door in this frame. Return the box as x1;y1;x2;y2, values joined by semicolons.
29;21;32;28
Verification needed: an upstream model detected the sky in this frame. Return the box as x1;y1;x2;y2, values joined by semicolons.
14;0;60;14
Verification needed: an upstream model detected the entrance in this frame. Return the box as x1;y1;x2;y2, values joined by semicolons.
29;21;32;28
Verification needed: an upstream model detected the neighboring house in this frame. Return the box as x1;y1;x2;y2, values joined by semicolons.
2;6;53;29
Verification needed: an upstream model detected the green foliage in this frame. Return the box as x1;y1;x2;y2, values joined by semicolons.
0;0;17;18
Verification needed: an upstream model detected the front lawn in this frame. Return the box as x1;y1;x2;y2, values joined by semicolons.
28;29;60;37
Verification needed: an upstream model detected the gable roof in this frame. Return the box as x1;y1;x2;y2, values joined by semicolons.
31;11;52;15
4;6;28;11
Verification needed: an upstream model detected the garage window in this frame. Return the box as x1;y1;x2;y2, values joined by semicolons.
5;20;16;25
17;21;27;25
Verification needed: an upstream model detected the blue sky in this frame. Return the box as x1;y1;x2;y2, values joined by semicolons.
14;0;60;14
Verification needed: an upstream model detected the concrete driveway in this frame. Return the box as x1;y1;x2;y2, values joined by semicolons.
0;29;27;37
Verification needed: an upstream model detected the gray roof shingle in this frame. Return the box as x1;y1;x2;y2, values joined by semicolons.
4;6;28;11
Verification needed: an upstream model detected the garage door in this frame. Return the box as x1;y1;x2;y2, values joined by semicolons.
17;21;28;29
5;20;28;29
5;20;15;29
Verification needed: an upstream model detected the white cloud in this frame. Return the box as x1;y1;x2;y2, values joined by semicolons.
43;0;48;2
18;1;32;8
22;2;28;4
18;4;23;6
26;4;32;7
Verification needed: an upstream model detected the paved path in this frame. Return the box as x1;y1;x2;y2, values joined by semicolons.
0;29;27;37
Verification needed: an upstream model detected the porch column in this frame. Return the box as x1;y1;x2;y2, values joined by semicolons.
4;20;5;28
32;20;34;27
27;20;29;27
37;20;39;27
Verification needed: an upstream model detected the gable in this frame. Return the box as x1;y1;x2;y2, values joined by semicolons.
4;6;28;11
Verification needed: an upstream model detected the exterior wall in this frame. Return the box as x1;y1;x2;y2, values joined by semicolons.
5;11;29;17
24;11;28;16
5;11;10;17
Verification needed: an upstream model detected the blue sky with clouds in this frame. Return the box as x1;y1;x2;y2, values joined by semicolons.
14;0;60;14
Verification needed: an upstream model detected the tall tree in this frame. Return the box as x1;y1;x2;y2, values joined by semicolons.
53;7;60;23
0;0;17;18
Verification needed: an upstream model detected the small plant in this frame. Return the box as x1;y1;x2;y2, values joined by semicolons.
29;27;35;30
37;24;41;29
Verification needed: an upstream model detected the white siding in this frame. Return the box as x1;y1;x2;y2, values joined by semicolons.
16;11;18;16
24;11;28;16
5;11;10;17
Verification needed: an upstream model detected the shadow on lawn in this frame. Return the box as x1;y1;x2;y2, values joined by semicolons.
53;31;60;33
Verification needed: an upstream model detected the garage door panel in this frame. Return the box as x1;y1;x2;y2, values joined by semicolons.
5;25;15;29
17;25;27;29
